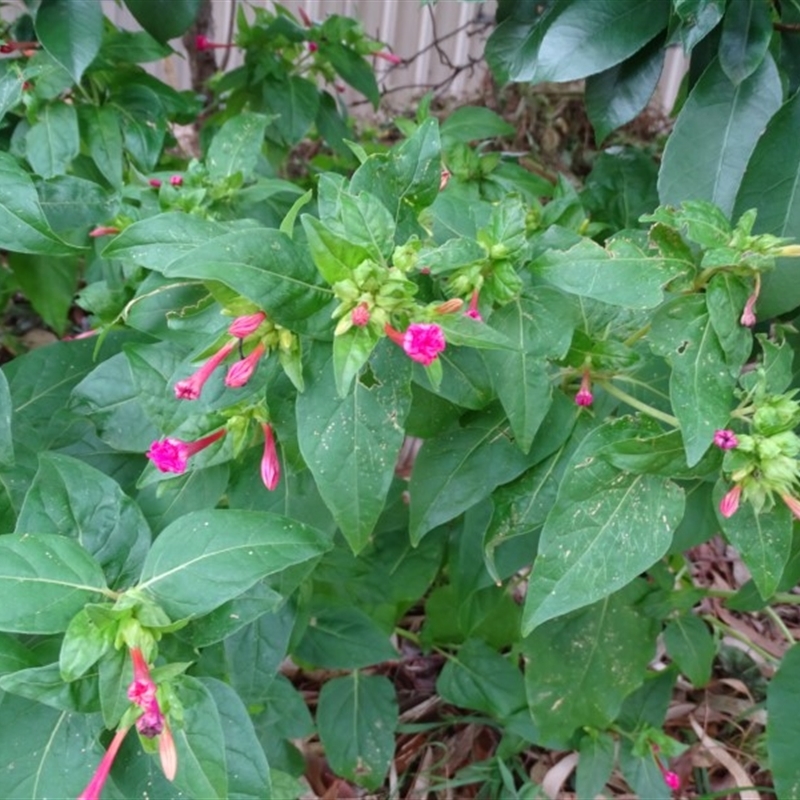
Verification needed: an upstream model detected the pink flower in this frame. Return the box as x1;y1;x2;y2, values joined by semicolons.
719;484;742;518
159;721;177;781
78;726;130;800
298;7;312;26
146;429;226;474
308;41;318;53
439;169;451;191
351;303;370;327
195;33;211;50
713;429;738;449
260;423;280;491
225;343;265;388
127;648;164;738
228;311;267;338
575;371;593;407
376;50;402;65
89;226;119;238
386;322;446;366
740;294;757;327
663;770;681;791
465;289;482;322
174;339;237;400
148;178;162;188
782;494;800;521
169;175;183;187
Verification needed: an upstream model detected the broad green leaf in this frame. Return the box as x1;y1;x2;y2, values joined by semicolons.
35;0;103;82
37;175;118;241
522;420;685;633
705;272;751;375
649;294;735;466
202;678;272;800
25;102;80;179
316;673;398;791
302;214;374;284
7;253;79;334
171;676;228;800
321;42;379;106
0;633;37;674
98;648;130;730
440;106;515;144
768;644;800;799
734;92;800;317
100;28;173;63
619;738;672;800
123;0;203;42
296;343;412;553
82;106;124;188
658;55;781;217
0;534;107;633
59;607;112;682
523;581;659;742
715;482;792;598
436;638;526;719
719;0;773;85
0;695;113;799
332;324;379;397
670;0;725;53
294;608;397;669
586;39;665;143
15;453;152;589
0;370;13;468
262;75;319;145
207;112;270;182
663;615;715;687
616;667;676;730
0;151;80;255
136;509;330;620
0;68;23;121
113;85;166;172
486;0;669;84
576;732;616;800
530;236;679;308
0;662;99;713
163;228;332;329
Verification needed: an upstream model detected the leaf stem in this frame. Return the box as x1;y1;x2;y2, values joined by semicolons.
622;323;651;348
599;380;680;428
763;606;797;645
703;615;779;665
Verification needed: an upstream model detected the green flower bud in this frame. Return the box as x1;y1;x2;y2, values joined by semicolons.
753;395;800;435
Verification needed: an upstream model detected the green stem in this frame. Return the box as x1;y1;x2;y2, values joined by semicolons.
599;380;680;428
622;323;651;348
703;615;779;664
763;606;797;646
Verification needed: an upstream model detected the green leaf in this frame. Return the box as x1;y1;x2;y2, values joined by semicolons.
35;0;103;83
522;419;685;633
768;644;800;800
113;85;166;172
719;0;773;85
321;42;379;107
59;607;112;682
0;695;112;799
663;615;715;687
15;453;152;589
207;112;270;182
294;608;397;669
530;236;679;308
82;106;124;188
441;106;515;144
332;325;379;398
316;673;398;791
715;482;792;598
585;39;665;143
577;732;616;800
25;102;80;179
296;343;412;553
38;175;117;241
705;272;751;375
658;55;782;217
123;0;203;42
202;677;272;800
0;370;14;468
0;534;107;633
0;68;23;121
302;214;373;284
437;638;526;719
0;152;81;255
263;75;319;145
734;91;800;317
486;0;670;84
136;509;330;621
523;581;659;742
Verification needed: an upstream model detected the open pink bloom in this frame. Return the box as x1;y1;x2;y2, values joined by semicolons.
159;722;177;781
575;371;593;407
174;339;237;400
719;484;742;518
782;494;800;521
78;726;130;800
89;226;120;238
228;311;267;338
465;289;482;322
375;50;402;65
127;648;164;738
225;343;266;388
260;423;280;491
385;322;446;366
351;303;370;327
147;429;226;474
713;429;738;450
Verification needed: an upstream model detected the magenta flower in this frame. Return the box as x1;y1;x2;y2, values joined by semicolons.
225;343;266;388
260;423;280;491
127;648;164;738
663;771;681;791
174;339;237;400
351;303;370;327
78;726;130;800
713;429;738;450
89;226;120;238
195;33;211;50
465;289;482;322
169;175;183;187
228;311;267;338
575;371;593;407
376;50;402;65
146;429;226;474
148;178;162;188
385;322;446;366
308;41;318;53
719;484;742;518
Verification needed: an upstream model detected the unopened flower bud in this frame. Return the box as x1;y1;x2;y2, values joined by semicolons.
352;303;370;326
434;298;463;315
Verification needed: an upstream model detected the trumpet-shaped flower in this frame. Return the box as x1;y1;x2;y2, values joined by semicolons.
174;339;237;400
77;727;130;800
225;343;266;388
146;429;226;474
385;322;446;366
228;312;267;338
575;371;593;407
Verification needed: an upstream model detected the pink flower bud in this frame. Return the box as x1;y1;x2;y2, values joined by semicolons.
78;727;130;800
575;371;593;407
228;312;267;338
149;178;162;188
146;429;226;474
663;770;681;791
782;493;800;521
713;429;738;449
439;169;451;191
159;721;177;781
260;423;280;491
351;303;370;327
225;343;266;388
195;34;211;51
465;289;482;321
169;175;183;187
298;7;312;26
376;50;402;65
740;294;757;327
308;41;318;53
89;226;120;238
719;484;742;518
174;339;237;400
